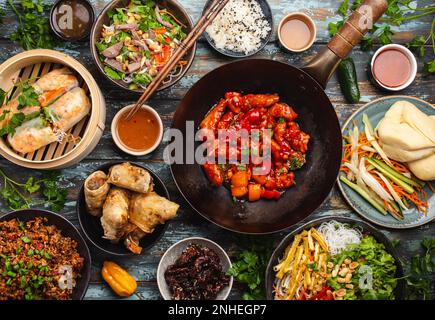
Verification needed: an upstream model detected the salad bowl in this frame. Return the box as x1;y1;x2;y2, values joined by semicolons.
90;0;196;93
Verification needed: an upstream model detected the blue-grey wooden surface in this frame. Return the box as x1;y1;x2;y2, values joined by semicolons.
0;0;433;300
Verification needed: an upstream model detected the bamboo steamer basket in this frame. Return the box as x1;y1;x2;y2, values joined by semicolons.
0;49;106;169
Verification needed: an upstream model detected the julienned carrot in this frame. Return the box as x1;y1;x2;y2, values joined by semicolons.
389;159;409;173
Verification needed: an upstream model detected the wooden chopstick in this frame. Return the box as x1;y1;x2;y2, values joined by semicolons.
125;0;230;120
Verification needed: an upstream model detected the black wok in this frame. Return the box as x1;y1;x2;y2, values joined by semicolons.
170;0;388;234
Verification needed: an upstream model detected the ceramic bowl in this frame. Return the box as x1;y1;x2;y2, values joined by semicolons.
0;209;92;300
370;44;417;91
77;161;170;256
265;216;405;300
338;96;434;229
157;237;233;300
90;0;196;93
277;12;316;53
111;104;163;156
202;0;273;58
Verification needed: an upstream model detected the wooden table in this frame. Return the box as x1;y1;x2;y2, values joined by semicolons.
0;0;433;300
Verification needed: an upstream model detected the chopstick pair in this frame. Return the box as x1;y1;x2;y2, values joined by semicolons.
125;0;230;120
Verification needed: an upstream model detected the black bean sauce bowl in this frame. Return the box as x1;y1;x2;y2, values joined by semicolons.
265;216;405;300
77;162;169;256
0;209;92;300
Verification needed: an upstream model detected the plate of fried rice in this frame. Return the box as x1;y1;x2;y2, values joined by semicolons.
0;209;91;300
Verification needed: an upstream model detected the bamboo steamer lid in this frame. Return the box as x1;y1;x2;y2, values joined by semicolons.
0;49;106;169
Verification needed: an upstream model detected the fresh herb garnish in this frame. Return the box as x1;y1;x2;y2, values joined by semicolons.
0;7;5;24
20;236;31;244
7;0;57;50
288;153;305;170
406;19;435;74
17;84;39;109
0;110;41;136
307;262;319;271
42;171;68;212
104;66;122;81
405;238;434;300
228;241;272;300
0;89;7;106
0;168;68;212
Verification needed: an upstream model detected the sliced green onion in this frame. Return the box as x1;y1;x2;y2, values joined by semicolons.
366;158;415;194
371;158;424;188
340;175;388;215
373;171;408;210
20;236;31;244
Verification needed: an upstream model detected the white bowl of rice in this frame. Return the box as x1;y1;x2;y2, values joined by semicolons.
204;0;273;57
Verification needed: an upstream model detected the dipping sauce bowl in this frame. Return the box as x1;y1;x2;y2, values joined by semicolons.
278;12;316;53
111;105;163;156
50;0;95;41
370;44;417;91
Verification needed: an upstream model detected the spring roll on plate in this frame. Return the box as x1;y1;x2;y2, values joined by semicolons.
101;188;130;242
107;162;153;193
129;192;179;234
84;171;110;217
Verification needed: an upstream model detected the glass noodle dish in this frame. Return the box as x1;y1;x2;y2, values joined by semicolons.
273;221;398;300
95;0;187;90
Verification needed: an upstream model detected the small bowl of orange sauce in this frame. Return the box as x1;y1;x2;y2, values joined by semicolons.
370;44;417;91
278;12;316;53
111;104;163;156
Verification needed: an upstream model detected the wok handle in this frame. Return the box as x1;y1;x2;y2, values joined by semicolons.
302;0;388;88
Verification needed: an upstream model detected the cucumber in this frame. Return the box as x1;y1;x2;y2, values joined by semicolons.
337;57;360;103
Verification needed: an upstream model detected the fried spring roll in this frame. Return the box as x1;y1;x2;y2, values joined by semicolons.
101;188;130;242
84;171;110;217
107;162;153;193
129;192;179;234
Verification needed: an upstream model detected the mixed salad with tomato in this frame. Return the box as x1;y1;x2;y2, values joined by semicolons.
200;92;310;202
95;0;187;90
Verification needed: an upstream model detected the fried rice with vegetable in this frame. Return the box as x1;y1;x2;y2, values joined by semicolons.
0;217;84;300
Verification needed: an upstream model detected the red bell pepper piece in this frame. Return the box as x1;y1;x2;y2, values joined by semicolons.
261;189;281;200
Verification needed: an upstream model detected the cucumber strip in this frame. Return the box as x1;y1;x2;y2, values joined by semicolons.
340;176;388;215
371;158;424;188
366;158;415;194
387;202;404;220
366;164;375;171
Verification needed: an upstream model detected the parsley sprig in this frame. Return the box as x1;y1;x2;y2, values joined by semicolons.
329;0;435;73
0;79;42;136
227;241;272;300
0;7;5;23
0;168;68;212
406;19;435;74
7;0;57;50
405;238;435;300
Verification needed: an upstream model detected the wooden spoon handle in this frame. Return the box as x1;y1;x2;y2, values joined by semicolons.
327;0;388;59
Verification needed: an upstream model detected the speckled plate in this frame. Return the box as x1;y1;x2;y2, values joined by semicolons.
338;96;435;229
202;0;274;58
